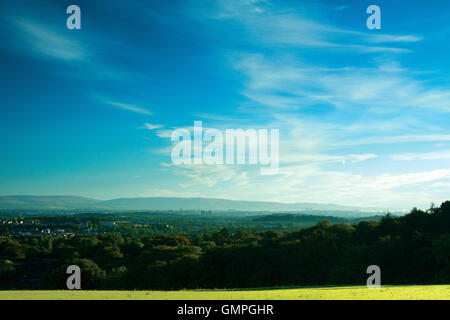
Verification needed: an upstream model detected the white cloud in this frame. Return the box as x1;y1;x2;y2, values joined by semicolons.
12;18;88;61
139;188;204;198
172;164;249;188
156;130;174;138
368;35;423;43
156;158;450;210
280;153;377;165
339;135;450;147
235;54;450;114
103;100;152;115
144;123;162;130
193;0;421;53
392;150;450;161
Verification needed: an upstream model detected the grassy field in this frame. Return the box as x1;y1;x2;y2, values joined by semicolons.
0;285;449;300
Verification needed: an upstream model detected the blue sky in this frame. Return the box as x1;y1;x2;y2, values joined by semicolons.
1;0;450;210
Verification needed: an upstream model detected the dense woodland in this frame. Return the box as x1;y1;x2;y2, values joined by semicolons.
1;202;449;290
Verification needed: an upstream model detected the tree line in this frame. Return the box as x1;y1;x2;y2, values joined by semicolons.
1;202;449;289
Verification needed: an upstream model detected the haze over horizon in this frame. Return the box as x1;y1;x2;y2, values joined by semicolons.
0;194;430;212
1;1;450;210
0;194;394;213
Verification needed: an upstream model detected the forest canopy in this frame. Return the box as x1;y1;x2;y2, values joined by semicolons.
1;202;449;289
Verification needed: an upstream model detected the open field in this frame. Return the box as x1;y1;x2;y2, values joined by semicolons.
0;285;449;300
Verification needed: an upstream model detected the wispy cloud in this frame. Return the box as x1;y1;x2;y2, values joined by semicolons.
139;188;205;198
368;35;423;43
235;54;450;113
333;5;351;11
191;0;421;53
102;100;153;116
339;135;450;147
156;130;173;138
8;15;156;105
392;150;450;161
163;163;249;188
12;18;88;61
143;123;162;130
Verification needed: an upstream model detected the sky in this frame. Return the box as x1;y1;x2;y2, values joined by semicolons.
1;0;450;210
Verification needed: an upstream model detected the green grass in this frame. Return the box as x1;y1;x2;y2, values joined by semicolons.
0;285;449;300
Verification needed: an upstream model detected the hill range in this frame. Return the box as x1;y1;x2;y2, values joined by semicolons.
0;195;385;215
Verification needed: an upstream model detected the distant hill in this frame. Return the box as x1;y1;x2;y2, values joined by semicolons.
0;195;104;210
99;197;382;213
0;195;384;215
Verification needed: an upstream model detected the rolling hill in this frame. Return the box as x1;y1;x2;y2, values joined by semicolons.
0;195;103;210
0;195;384;215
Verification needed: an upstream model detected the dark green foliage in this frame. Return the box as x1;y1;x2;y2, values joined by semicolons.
41;258;106;289
0;201;449;289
